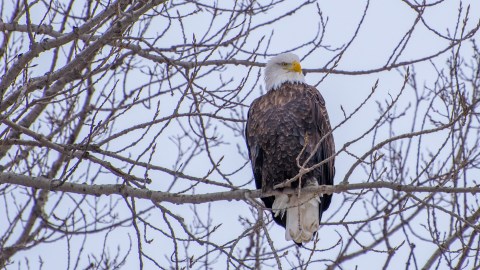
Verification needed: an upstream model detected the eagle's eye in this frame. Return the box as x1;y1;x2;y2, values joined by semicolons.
280;62;288;67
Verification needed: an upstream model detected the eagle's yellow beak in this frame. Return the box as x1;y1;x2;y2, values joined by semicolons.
290;60;302;73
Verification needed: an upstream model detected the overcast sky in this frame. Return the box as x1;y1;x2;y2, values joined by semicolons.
3;0;480;269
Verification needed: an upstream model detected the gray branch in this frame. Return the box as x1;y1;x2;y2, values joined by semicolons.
1;172;480;205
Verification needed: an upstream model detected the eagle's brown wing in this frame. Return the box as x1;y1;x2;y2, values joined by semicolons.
245;97;265;192
307;85;335;211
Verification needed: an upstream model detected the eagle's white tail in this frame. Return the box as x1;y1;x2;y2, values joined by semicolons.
272;184;321;244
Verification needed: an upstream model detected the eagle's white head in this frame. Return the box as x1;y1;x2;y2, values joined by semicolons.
265;53;305;91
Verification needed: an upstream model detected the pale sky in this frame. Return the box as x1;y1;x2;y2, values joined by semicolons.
3;0;480;269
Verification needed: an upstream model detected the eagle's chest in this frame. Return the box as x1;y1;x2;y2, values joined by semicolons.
257;96;311;134
255;97;313;153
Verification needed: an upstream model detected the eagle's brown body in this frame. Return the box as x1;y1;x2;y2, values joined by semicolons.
245;82;335;229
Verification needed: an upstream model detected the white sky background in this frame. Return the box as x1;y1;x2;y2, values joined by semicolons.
2;0;480;269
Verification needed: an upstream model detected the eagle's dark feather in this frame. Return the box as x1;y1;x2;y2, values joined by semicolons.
245;82;335;228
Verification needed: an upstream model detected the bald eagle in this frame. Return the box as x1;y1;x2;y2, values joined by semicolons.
245;53;335;245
